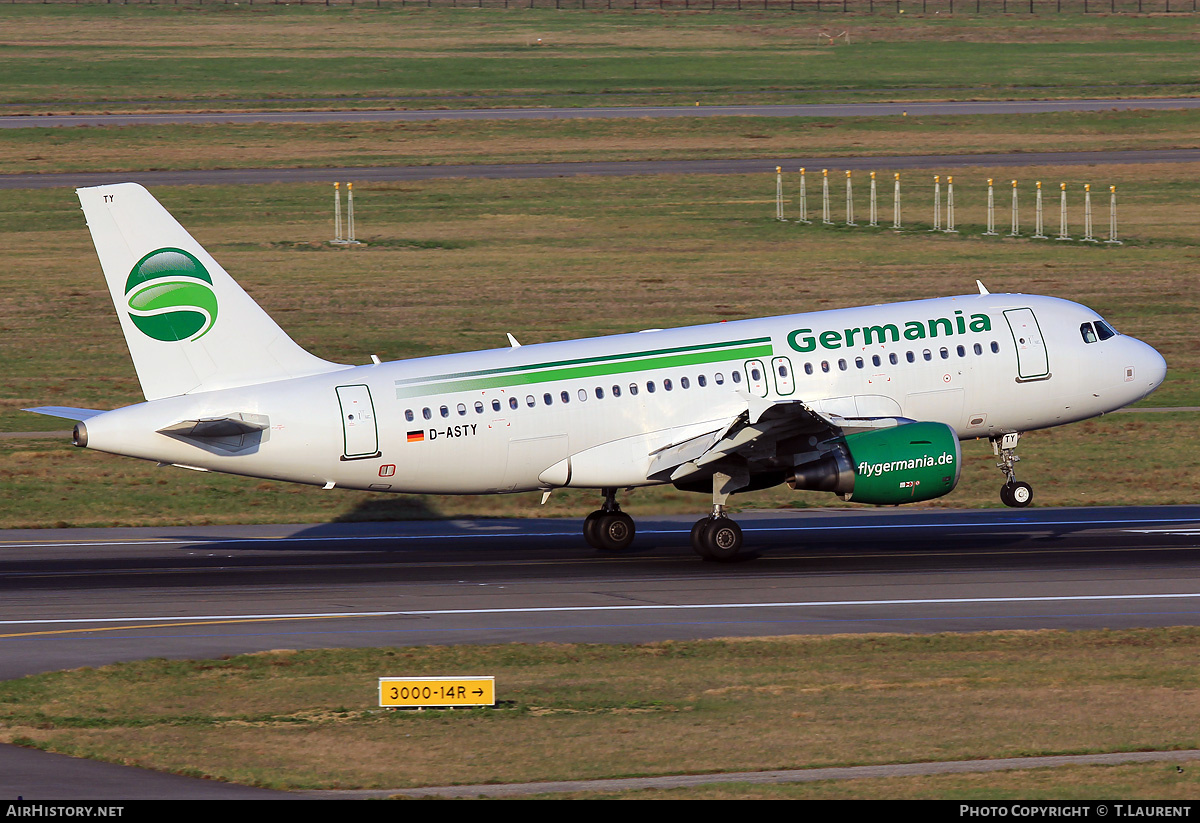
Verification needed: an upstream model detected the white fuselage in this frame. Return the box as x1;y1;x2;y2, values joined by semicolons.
80;293;1166;496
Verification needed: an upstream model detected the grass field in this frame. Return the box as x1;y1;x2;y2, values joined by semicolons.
6;109;1200;175
3;164;1198;527
3;6;1199;112
3;630;1200;795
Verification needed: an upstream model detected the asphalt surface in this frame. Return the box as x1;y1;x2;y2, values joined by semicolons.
4;506;1200;797
4;97;1200;129
5;148;1200;191
6;507;1200;680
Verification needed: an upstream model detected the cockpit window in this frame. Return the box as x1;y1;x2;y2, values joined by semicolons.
1080;323;1098;344
1095;320;1117;340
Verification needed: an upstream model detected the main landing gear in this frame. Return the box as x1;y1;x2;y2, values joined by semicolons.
583;488;636;552
690;468;750;562
992;432;1033;508
583;471;752;562
690;510;744;562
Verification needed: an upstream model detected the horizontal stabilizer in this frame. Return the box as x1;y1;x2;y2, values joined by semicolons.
23;406;105;422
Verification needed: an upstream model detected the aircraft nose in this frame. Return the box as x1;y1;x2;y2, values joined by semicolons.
1146;343;1167;392
1130;338;1167;400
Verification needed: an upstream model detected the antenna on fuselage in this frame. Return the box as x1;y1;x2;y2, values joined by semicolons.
976;280;991;295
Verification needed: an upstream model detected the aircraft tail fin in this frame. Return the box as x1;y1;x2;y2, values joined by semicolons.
77;183;347;401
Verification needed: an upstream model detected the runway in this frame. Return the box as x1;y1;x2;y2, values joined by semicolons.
5;505;1200;797
4;506;1200;681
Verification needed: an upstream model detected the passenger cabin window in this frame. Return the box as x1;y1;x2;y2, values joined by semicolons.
680;377;690;389
612;385;622;397
544;393;553;406
457;403;467;416
561;391;570;404
423;407;432;420
697;375;707;387
405;409;414;422
474;401;484;414
492;399;502;412
991;341;1000;353
663;379;673;392
509;397;518;410
715;373;725;385
872;355;881;367
526;395;535;408
804;363;814;375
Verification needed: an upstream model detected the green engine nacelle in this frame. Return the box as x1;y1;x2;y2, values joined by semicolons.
787;421;961;505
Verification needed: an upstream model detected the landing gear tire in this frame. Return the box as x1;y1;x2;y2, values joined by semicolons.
692;516;744;562
583;510;606;549
590;511;636;552
1000;481;1033;508
690;518;712;558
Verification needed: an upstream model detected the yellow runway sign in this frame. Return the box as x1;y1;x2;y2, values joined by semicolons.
379;676;495;708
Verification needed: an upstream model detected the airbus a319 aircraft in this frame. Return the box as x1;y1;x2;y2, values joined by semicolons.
27;184;1167;561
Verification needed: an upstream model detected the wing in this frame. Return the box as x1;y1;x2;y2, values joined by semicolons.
649;395;910;486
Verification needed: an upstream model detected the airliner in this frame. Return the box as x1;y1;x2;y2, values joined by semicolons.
26;183;1167;561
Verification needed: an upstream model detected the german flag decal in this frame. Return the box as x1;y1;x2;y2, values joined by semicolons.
407;430;425;443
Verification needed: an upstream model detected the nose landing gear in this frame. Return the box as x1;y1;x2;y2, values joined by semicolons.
992;432;1033;508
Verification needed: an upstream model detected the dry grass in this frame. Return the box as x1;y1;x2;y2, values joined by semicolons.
4;630;1200;790
4;7;1199;112
6;110;1200;175
2;163;1197;526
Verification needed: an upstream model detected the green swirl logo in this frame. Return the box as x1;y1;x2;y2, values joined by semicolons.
125;248;218;342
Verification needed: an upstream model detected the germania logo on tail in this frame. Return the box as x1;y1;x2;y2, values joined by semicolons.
24;183;1168;562
124;248;218;342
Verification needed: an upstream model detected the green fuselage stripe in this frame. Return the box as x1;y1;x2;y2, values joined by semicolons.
395;341;774;400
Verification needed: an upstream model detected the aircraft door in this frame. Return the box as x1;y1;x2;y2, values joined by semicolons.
336;384;381;460
1003;308;1050;382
